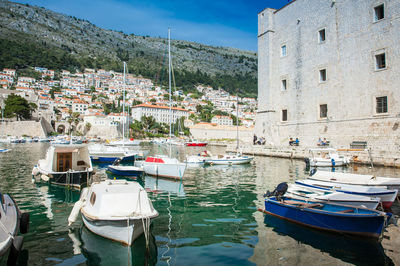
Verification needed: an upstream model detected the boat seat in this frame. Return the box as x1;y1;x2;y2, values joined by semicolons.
337;209;354;213
302;203;324;209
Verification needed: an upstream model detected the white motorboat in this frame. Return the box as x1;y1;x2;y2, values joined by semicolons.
0;192;29;265
206;153;253;165
299;177;398;209
184;155;206;167
107;158;144;177
142;155;186;179
286;183;380;210
68;180;158;246
32;144;93;189
107;139;142;146
88;144;137;163
305;148;350;167
308;170;400;191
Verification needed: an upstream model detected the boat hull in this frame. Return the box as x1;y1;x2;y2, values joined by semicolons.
309;159;347;167
208;156;253;165
263;197;386;239
143;162;186;179
107;166;144;177
0;195;20;257
82;215;145;246
185;143;207;147
34;169;91;190
91;154;135;163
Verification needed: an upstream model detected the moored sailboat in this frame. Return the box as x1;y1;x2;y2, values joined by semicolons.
142;29;186;179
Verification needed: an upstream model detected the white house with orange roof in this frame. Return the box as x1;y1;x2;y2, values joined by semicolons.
211;115;233;126
107;112;128;124
3;68;16;77
72;100;89;114
131;103;189;124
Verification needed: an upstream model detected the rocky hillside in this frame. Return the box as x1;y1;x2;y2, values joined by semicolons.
0;1;258;97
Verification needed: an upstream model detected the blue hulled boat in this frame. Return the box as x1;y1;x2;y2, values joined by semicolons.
262;196;389;240
107;165;144;177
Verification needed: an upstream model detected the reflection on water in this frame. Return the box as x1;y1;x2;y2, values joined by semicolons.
77;227;158;266
263;214;393;265
0;143;399;265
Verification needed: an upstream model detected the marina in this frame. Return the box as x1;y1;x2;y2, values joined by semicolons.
0;142;399;265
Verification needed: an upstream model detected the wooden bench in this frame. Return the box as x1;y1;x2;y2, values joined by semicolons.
350;141;367;149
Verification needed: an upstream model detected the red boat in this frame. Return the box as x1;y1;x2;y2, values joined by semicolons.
185;141;207;147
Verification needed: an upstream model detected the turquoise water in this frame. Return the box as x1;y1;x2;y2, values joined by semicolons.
0;143;398;265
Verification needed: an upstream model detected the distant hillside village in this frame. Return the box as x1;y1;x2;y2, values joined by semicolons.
0;67;257;139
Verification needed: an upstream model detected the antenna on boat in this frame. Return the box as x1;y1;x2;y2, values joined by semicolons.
123;61;126;148
236;92;239;153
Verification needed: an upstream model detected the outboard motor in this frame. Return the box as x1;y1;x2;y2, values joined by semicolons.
112;158;122;166
304;158;310;166
264;182;288;201
310;168;317;176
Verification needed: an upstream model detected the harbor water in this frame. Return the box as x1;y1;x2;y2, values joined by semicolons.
0;142;399;265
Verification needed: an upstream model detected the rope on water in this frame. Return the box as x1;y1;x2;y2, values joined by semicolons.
161;192;172;266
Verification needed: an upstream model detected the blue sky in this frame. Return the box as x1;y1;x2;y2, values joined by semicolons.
16;0;289;51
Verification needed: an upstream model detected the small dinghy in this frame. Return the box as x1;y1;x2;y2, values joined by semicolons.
184;155;206;167
0;192;29;265
286;183;380;210
206;153;253;165
68;180;158;245
0;149;10;153
308;170;400;191
107;158;144;177
261;183;390;240
296;179;398;209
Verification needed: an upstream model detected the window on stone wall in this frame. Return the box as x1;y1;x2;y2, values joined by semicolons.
374;4;384;22
375;53;386;70
320;104;327;118
318;29;326;43
319;69;327;82
281;45;287;57
376;96;387;113
281;79;287;90
282;109;287;121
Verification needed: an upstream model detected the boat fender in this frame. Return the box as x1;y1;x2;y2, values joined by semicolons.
41;175;49;182
68;200;84;226
68;188;89;226
7;236;24;266
19;213;30;234
31;166;39;176
331;158;336;167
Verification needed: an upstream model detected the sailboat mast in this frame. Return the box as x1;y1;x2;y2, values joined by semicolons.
236;93;239;151
122;61;126;148
168;28;172;157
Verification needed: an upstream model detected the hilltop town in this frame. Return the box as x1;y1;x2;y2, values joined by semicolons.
0;66;257;139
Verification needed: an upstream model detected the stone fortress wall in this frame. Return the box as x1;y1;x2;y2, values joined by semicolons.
256;0;400;153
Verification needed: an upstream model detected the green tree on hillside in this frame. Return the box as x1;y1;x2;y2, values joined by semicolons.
4;94;34;120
